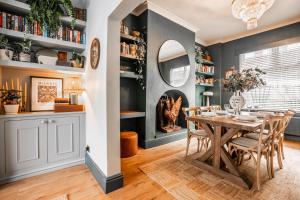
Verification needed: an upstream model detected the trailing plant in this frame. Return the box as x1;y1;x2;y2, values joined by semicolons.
134;33;147;90
0;34;8;49
27;0;75;33
223;67;266;93
195;45;203;64
71;51;85;64
15;38;32;54
0;89;22;105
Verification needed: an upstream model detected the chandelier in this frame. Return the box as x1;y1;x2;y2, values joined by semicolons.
232;0;275;30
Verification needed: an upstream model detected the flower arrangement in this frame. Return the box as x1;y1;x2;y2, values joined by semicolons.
0;89;22;105
223;67;266;93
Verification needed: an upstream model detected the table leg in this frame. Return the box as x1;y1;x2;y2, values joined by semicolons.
213;125;221;168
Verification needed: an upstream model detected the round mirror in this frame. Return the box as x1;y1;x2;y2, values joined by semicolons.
158;40;190;87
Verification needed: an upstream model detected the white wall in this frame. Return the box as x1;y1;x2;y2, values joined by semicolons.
85;0;120;177
85;0;143;177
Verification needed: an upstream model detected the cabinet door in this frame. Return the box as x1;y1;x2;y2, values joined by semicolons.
48;116;80;162
5;119;48;176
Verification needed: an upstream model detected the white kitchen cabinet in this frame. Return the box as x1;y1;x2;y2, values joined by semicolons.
5;119;48;176
0;112;85;184
48;116;80;162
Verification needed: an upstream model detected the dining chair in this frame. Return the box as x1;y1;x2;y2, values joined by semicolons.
277;110;295;160
228;114;283;191
209;105;221;112
244;111;294;177
182;107;210;157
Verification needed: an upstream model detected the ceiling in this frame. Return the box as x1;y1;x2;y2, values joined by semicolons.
148;0;300;45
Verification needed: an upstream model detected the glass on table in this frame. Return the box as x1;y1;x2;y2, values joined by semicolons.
224;104;230;112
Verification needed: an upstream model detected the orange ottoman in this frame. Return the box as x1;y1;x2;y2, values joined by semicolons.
121;131;138;158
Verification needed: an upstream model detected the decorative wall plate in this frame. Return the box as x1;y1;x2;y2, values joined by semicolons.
90;38;100;69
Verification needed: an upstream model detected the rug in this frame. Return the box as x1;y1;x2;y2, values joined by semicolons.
51;194;68;200
139;147;300;200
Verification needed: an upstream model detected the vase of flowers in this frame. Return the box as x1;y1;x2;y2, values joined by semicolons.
223;67;266;114
0;89;22;114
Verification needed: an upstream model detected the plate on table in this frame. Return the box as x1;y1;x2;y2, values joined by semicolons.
249;112;274;118
201;112;216;117
216;110;228;115
234;115;258;122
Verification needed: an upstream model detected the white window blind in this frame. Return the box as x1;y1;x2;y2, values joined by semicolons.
240;42;300;112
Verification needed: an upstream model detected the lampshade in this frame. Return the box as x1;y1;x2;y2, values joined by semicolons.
232;0;275;30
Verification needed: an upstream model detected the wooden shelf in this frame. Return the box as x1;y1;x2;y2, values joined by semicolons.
0;60;85;75
196;83;214;87
196;71;214;76
201;59;214;65
120;33;141;43
120;54;142;61
120;71;142;79
0;28;85;52
120;111;145;119
0;0;86;29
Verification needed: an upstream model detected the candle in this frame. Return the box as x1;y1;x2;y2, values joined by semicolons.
24;82;27;106
11;79;14;90
17;78;20;91
5;81;8;90
20;85;23;108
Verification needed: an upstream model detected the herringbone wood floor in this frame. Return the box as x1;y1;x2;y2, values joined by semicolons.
0;139;299;200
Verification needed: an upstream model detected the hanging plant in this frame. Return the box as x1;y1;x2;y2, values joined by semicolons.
27;0;75;33
134;33;147;90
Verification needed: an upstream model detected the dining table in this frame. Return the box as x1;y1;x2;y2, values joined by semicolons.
186;114;263;189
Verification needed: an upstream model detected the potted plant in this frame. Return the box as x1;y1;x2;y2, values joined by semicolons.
70;52;85;68
27;0;75;33
0;89;22;114
0;34;13;61
223;67;266;114
15;38;32;62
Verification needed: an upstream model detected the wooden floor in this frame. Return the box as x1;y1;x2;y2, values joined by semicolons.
0;139;299;200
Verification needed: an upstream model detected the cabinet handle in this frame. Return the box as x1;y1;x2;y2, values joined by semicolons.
41;120;48;124
48;120;56;124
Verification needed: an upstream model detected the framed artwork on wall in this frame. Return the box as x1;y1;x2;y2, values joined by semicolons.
30;76;63;111
90;38;100;69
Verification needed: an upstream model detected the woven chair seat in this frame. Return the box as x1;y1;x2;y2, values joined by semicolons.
244;132;269;141
255;129;269;134
190;129;207;137
230;137;259;148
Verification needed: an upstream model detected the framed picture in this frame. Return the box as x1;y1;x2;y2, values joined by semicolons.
90;38;100;69
30;77;63;111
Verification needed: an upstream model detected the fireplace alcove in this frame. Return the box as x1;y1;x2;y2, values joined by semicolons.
156;90;189;138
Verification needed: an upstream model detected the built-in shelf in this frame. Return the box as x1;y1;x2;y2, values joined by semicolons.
120;71;142;79
0;60;85;75
0;111;86;119
196;71;214;76
0;0;86;29
120;54;142;61
0;28;85;52
201;59;214;65
120;111;145;119
120;33;141;43
196;83;214;87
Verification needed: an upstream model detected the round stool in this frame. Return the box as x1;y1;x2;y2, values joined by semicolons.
120;131;138;158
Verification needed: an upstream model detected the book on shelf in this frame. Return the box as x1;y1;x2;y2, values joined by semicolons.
73;7;87;21
0;11;86;44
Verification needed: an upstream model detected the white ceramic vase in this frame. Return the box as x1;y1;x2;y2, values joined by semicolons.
229;90;245;115
4;105;19;114
0;49;13;60
19;52;31;62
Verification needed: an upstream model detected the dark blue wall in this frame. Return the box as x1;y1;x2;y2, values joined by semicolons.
207;22;300;139
145;10;195;147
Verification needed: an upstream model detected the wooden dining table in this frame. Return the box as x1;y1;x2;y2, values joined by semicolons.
186;114;263;189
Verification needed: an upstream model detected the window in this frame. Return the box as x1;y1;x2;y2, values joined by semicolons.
240;42;300;112
170;66;190;87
